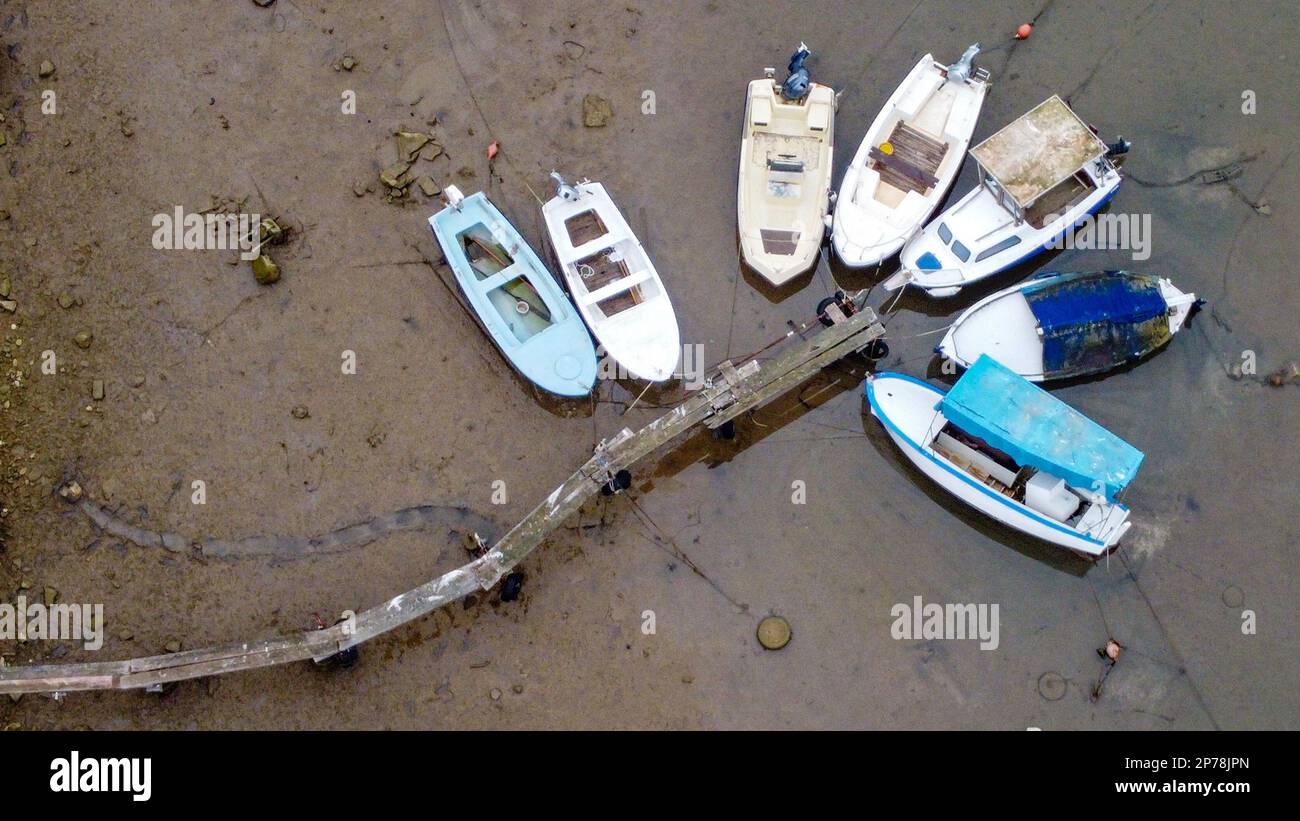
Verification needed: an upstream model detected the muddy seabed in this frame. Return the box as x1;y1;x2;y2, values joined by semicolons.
0;2;1295;729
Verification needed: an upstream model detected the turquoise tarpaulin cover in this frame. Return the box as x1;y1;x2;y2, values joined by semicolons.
939;354;1144;500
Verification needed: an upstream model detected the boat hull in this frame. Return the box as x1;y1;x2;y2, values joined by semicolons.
542;181;681;382
865;373;1128;556
832;53;988;268
937;271;1196;381
429;189;598;397
737;79;836;285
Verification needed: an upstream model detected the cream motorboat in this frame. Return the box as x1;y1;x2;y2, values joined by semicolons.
737;44;836;285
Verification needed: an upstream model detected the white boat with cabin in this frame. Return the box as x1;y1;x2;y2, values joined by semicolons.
887;95;1126;296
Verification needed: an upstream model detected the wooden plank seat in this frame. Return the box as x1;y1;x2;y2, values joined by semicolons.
868;121;948;194
576;250;644;315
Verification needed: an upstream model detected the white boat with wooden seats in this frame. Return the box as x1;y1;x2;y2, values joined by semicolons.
832;44;989;268
887;95;1128;296
737;43;836;285
542;173;681;382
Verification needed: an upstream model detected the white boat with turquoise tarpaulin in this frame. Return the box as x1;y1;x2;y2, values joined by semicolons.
429;186;598;397
866;354;1143;555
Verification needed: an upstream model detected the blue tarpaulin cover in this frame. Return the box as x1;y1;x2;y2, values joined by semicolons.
1023;271;1171;378
939;354;1144;500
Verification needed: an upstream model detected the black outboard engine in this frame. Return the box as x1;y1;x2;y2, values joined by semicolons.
1105;136;1131;159
780;42;812;101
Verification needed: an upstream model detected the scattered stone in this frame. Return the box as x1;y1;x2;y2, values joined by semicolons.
92;379;105;401
18;578;31;590
252;253;280;285
582;94;613;127
259;216;285;246
207;677;220;697
756;615;791;650
341;55;357;71
1228;362;1244;380
462;530;486;553
380;160;415;190
1253;199;1272;216
161;533;187;553
57;291;75;309
352;180;369;197
0;133;7;148
416;175;440;197
1265;361;1298;387
141;408;157;425
74;330;93;349
395;130;430;161
456;165;475;179
43;586;58;607
164;640;182;654
115;628;134;642
253;0;276;6
0;299;16;314
290;404;310;419
0;276;9;298
511;684;524;694
38;60;55;78
7;694;20;704
57;480;83;503
489;687;502;701
130;374;146;388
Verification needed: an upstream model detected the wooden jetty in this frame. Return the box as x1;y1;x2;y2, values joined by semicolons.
0;302;884;696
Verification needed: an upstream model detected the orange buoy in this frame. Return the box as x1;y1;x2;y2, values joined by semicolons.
486;140;500;160
1016;23;1033;40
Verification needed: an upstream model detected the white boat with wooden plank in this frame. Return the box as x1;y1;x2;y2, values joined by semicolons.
542;174;681;382
832;45;989;268
737;44;836;285
888;95;1127;296
937;270;1199;381
866;355;1142;556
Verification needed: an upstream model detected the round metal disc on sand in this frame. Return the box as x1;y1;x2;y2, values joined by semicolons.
757;616;791;650
1037;671;1067;701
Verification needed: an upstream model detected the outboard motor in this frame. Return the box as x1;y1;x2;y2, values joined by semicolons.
780;42;812;101
550;171;580;202
1105;136;1131;159
945;43;981;84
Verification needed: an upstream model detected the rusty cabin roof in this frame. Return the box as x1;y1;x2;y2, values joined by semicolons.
970;95;1108;208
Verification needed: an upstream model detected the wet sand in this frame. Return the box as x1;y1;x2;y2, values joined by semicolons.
0;1;1296;729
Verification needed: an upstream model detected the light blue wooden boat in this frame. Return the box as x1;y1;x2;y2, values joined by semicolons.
429;186;597;397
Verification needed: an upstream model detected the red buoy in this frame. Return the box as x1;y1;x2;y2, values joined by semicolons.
1016;23;1033;40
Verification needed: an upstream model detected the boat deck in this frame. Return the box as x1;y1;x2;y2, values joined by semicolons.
1025;170;1095;228
576;249;642;315
869;121;946;195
